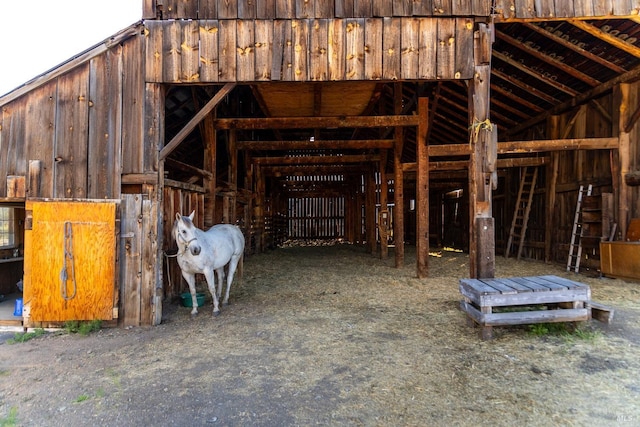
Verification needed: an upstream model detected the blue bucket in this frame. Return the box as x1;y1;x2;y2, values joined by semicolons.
13;298;23;316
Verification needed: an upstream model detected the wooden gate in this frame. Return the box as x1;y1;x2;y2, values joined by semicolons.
23;200;117;324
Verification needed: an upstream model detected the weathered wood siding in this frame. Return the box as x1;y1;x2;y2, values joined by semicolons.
144;17;476;83
143;0;637;20
144;0;491;19
0;31;150;199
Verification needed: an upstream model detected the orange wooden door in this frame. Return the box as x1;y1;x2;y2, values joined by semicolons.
23;200;116;322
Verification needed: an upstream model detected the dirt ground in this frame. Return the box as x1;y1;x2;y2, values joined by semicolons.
0;244;639;427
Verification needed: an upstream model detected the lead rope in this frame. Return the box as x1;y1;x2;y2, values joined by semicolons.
60;221;77;301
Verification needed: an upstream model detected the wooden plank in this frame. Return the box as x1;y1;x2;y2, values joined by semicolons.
88;47;122;199
239;0;257;18
276;0;295;18
460;278;501;295
218;20;237;82
393;0;411;15
413;0;433;15
309;19;329;81
122;32;145;175
345;19;365;80
200;0;218;18
499;278;535;292
373;0;392;16
523;276;570;291
418;18;437;80
364;18;382;80
199;20;220;82
328;19;346;80
433;0;452;15
382;18;401;81
336;0;354;17
508;276;549;292
254;20;273;80
296;0;314;18
484;308;589;326
480;278;519;294
256;0;275;18
144;21;164;83
121;195;142;326
401;18;420;80
455;18;474;79
236;20;256;82
162;20;181;82
181;20;200;82
538;275;587;290
271;20;287;81
588;301;614;323
219;0;239;18
293;20;309;81
54;65;89;199
354;0;372;17
437;18;455;79
24;83;55;198
141;195;159;325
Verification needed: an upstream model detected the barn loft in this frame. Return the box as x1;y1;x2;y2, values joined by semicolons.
1;0;640;327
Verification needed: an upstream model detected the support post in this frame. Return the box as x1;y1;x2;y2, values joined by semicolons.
379;150;389;259
416;97;429;278
393;83;405;268
468;23;496;279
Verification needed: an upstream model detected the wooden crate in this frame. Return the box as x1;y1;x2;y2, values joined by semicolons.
600;241;640;282
460;275;591;340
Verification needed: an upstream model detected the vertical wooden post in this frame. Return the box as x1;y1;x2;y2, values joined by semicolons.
468;23;495;279
614;83;632;239
366;166;376;253
545;115;561;262
227;129;238;224
203;111;217;228
28;160;42;198
393;82;405;268
416;97;429;278
379;151;389;259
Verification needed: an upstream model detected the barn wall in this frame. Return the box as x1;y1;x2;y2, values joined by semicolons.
0;32;150;199
144;17;476;83
142;0;636;20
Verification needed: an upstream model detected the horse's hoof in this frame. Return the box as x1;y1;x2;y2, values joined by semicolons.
222;301;229;306
190;312;198;319
213;310;221;317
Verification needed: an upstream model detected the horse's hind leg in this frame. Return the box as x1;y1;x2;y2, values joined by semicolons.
223;255;241;306
203;269;221;316
215;268;226;301
182;273;199;317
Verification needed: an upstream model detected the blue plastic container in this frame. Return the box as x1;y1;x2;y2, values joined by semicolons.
13;298;23;316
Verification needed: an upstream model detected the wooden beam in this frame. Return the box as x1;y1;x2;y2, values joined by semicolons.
214;114;420;130
237;139;394;150
402;155;549;172
496;31;600;87
165;158;213;178
506;64;640;136
493;51;578;96
252;154;380;165
416;97;429;278
261;165;365;176
159;83;236;160
569;20;640;58
521;22;627;74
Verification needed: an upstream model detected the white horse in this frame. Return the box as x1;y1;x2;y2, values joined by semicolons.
173;211;245;317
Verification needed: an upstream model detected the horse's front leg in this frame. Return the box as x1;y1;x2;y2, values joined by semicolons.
182;272;199;317
203;269;221;316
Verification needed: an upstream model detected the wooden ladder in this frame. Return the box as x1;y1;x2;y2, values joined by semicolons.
567;184;592;272
505;167;538;260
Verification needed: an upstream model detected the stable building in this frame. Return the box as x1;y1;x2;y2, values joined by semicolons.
1;0;640;327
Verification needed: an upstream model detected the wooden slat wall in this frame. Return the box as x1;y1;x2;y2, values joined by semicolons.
0;34;145;198
494;0;638;19
145;0;640;19
145;17;476;83
287;196;346;239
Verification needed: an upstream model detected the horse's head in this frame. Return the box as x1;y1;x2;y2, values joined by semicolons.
173;211;202;256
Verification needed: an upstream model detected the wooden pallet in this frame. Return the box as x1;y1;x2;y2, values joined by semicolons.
459;275;591;340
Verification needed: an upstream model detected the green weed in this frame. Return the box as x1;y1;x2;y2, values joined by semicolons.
74;394;90;403
0;407;18;427
7;328;46;344
63;320;102;336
